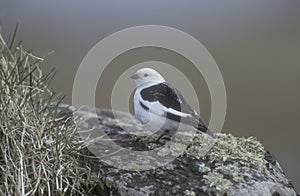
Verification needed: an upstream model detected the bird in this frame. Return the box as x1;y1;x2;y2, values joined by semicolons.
130;68;214;140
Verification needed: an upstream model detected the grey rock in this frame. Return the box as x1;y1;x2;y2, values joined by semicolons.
72;106;297;196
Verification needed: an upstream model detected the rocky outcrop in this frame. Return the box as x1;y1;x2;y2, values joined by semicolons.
74;107;297;196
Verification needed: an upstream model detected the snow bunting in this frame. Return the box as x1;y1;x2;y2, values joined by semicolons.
131;68;213;139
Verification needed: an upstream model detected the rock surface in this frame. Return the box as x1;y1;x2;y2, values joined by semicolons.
74;107;297;196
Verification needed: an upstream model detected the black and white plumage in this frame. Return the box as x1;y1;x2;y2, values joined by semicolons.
131;68;212;137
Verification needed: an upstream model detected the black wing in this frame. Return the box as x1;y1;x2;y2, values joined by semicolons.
140;82;208;132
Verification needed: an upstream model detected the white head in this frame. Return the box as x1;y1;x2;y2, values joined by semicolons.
130;68;165;86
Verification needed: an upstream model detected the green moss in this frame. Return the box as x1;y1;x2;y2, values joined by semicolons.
138;131;269;195
184;189;196;196
207;133;268;175
186;133;269;195
185;134;214;159
214;164;245;183
157;141;186;157
145;132;194;154
203;172;234;196
198;165;211;173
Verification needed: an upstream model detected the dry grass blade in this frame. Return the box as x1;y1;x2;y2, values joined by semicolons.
0;34;103;195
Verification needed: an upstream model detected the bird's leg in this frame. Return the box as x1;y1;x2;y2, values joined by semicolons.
145;129;171;145
155;129;171;143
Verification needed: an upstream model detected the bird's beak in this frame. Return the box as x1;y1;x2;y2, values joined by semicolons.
130;73;139;80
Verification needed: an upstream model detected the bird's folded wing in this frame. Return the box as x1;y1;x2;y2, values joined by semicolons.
140;82;202;126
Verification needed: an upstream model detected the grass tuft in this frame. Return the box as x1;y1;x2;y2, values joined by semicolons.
0;34;102;195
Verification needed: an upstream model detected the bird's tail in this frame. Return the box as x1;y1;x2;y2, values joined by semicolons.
197;119;217;138
196;128;217;139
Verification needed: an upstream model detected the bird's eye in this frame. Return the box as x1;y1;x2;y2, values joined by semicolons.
144;74;148;77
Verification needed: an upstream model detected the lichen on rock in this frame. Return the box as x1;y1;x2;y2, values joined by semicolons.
184;133;271;195
75;108;298;196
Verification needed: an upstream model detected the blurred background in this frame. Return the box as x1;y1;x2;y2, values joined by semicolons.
1;0;299;192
